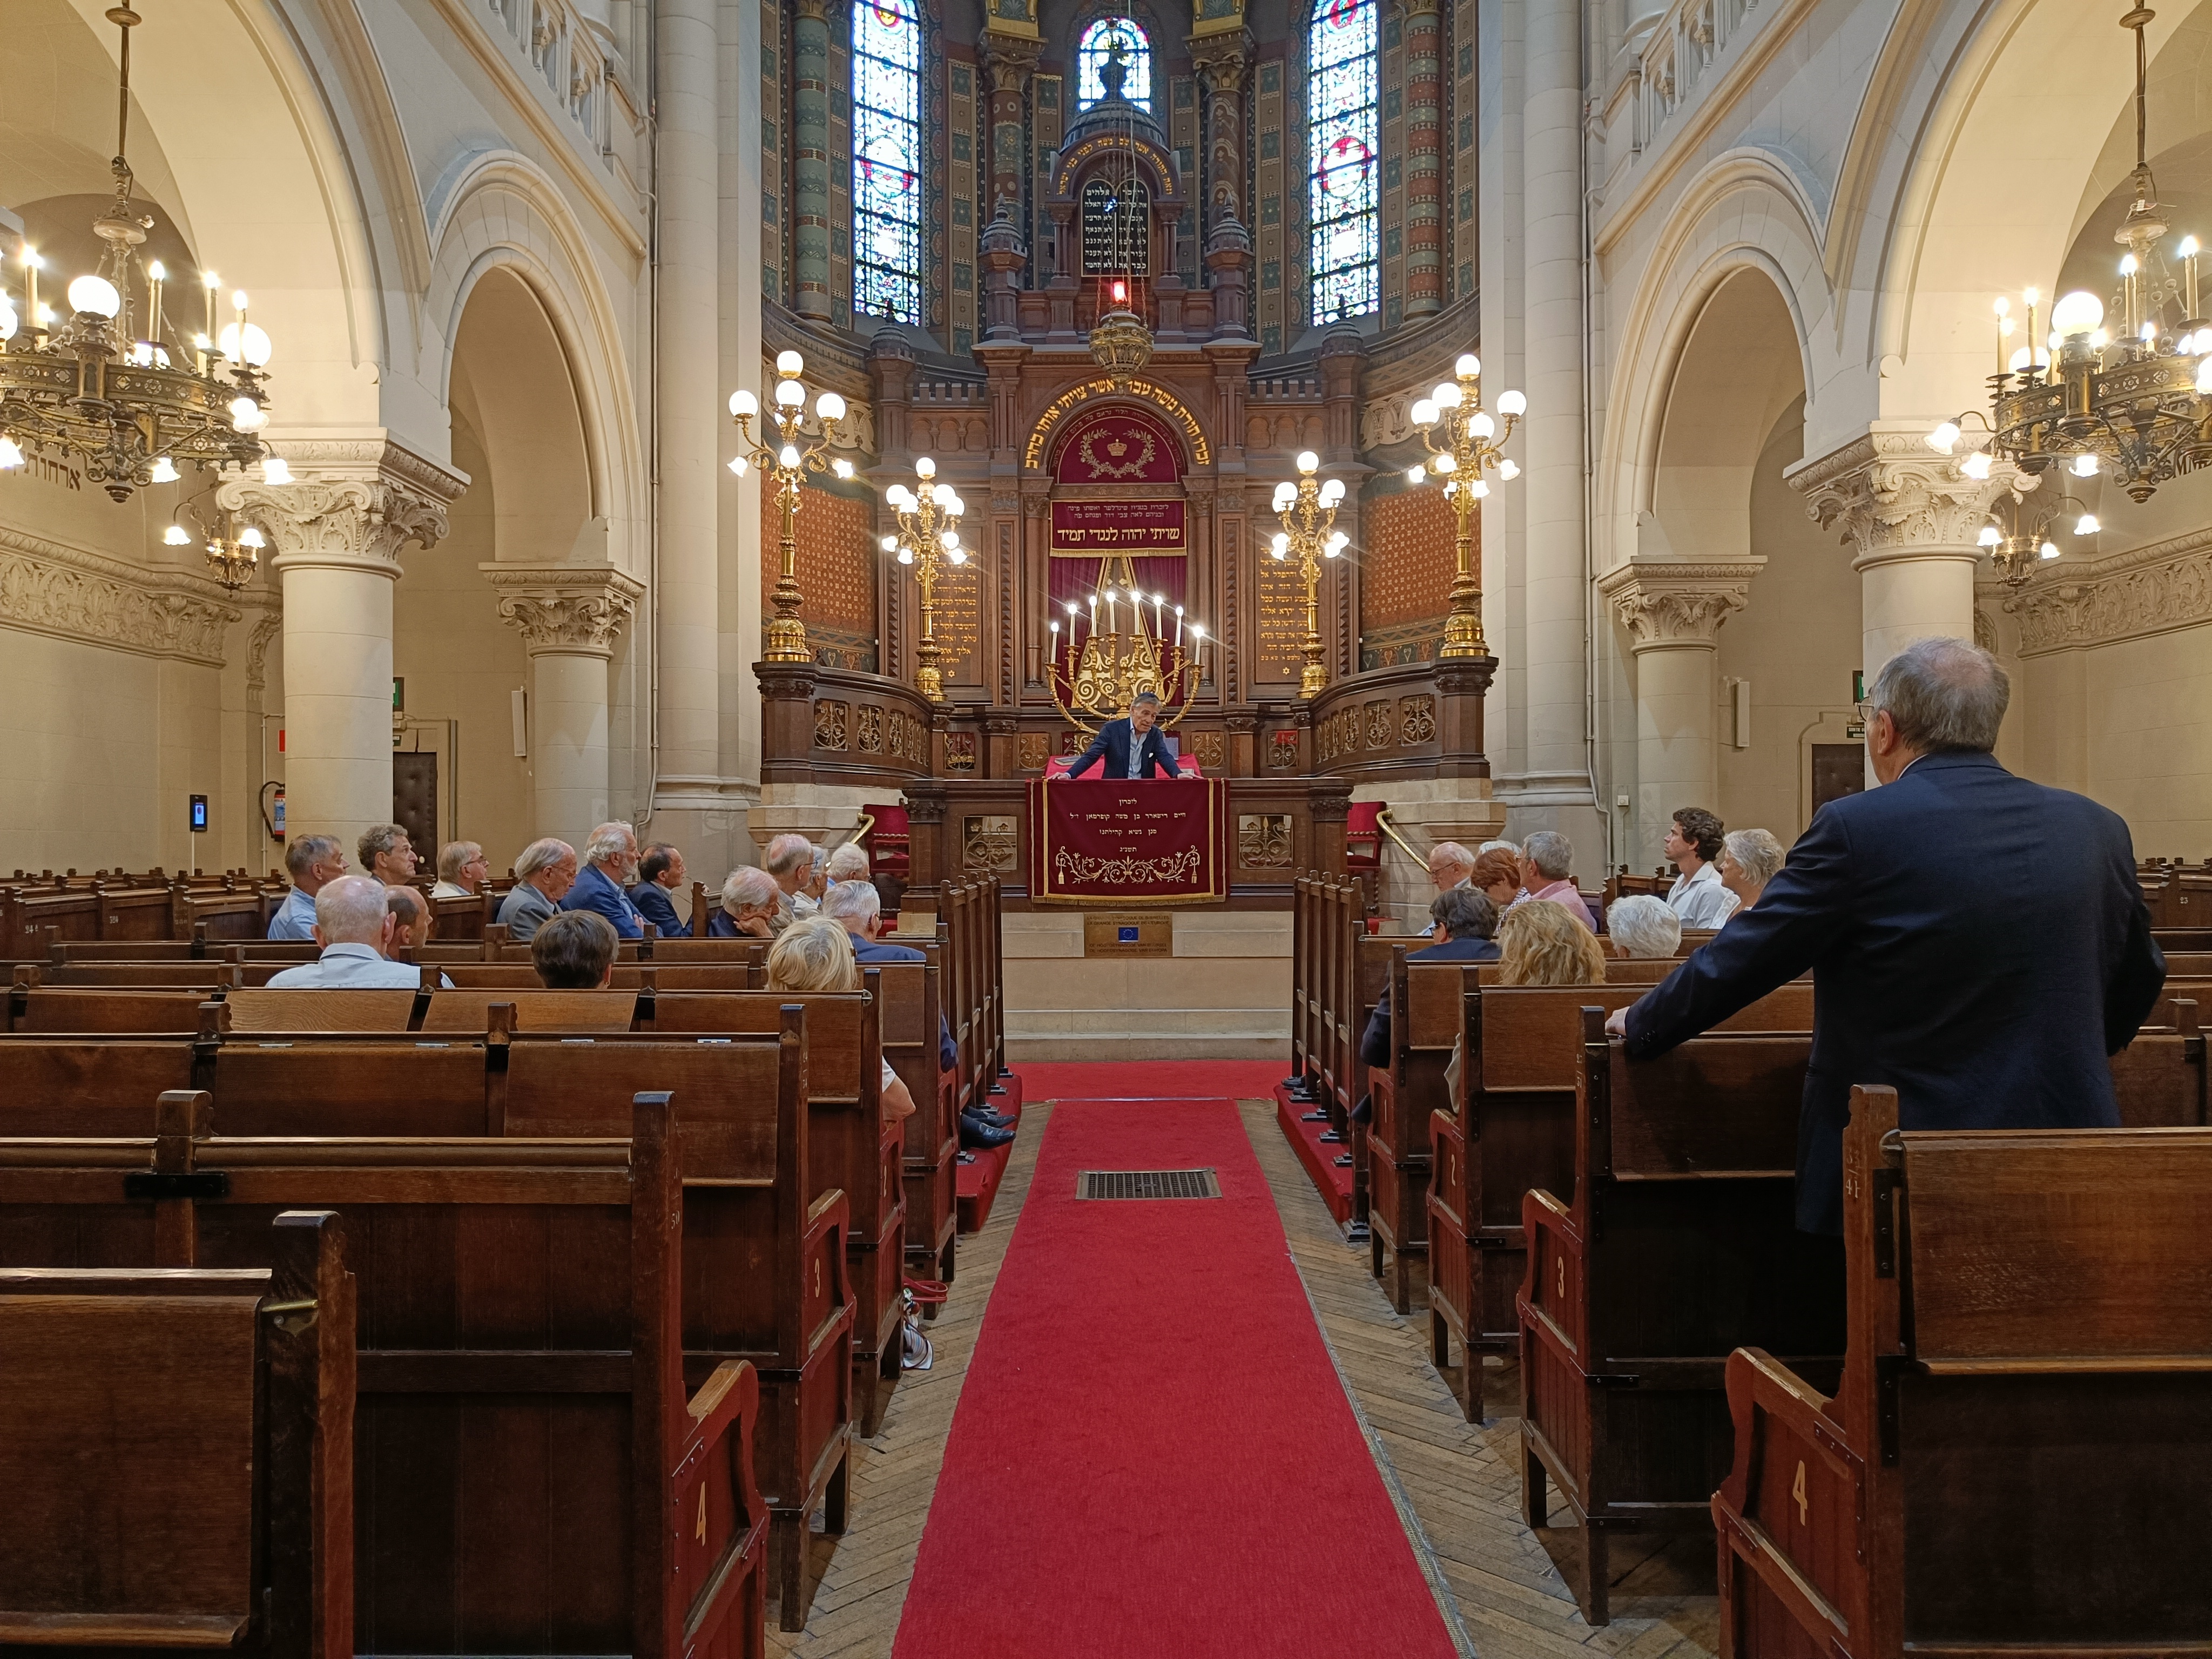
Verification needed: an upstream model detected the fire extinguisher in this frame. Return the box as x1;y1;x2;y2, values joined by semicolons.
261;781;286;841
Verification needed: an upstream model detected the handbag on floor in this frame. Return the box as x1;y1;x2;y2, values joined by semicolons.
898;1283;936;1371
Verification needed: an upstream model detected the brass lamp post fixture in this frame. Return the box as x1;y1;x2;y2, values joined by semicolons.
728;349;853;664
1404;353;1525;658
880;456;966;703
0;4;275;501
1269;449;1349;698
1927;6;2212;503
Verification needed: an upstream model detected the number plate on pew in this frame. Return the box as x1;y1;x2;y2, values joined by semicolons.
1075;1169;1221;1200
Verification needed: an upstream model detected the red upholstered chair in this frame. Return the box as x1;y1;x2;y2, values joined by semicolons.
1345;801;1382;872
862;804;909;878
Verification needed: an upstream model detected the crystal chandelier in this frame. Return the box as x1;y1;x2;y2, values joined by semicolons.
1928;6;2211;503
0;4;274;502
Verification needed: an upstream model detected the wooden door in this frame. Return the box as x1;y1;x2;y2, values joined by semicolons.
392;752;438;865
1810;743;1865;819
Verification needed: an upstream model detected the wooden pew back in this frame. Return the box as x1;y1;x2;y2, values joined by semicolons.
0;1210;353;1654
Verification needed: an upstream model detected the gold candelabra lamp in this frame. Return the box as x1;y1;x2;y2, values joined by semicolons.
1978;479;2101;589
880;456;966;703
1269;450;1349;698
164;457;289;590
1046;558;1206;737
728;349;853;664
1404;353;1525;658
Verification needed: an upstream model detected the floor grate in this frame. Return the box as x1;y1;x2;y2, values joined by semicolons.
1075;1168;1222;1201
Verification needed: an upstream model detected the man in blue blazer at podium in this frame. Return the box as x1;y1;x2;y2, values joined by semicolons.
1065;689;1181;779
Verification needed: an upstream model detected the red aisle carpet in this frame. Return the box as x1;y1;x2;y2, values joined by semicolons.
1008;1060;1289;1100
892;1093;1456;1659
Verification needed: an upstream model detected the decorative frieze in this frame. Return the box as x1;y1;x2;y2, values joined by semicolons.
0;526;240;666
2004;527;2212;656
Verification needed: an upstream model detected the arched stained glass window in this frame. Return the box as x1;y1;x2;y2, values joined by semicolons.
1308;0;1379;323
1077;18;1152;113
853;0;922;323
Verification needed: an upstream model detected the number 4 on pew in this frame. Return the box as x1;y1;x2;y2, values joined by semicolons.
1792;1459;1808;1525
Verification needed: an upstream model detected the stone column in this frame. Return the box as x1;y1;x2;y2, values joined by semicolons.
1519;0;1588;797
1403;0;1444;317
220;442;462;852
483;566;645;848
792;0;834;320
1789;422;2006;679
1597;557;1763;865
981;32;1042;214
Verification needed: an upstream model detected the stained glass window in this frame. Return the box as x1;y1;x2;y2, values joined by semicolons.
1077;18;1151;113
1308;0;1378;323
853;0;922;323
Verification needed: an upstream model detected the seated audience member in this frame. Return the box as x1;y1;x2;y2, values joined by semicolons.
1663;806;1738;928
266;875;423;987
268;834;346;940
1495;895;1607;986
792;845;829;918
1478;838;1521;858
764;918;920;1128
1469;847;1521;909
1361;888;1499;1072
821;878;961;1078
532;910;621;989
1425;841;1476;897
385;885;431;952
825;842;871;887
1520;830;1599;929
1717;827;1785;915
1606;893;1682;959
822;878;921;961
431;840;488;898
358;823;419;886
561;822;646;939
708;866;782;938
762;833;815;933
628;842;690;938
496;838;577;943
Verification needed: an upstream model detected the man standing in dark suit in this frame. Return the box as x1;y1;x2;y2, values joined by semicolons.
1064;688;1181;779
1608;637;2166;1235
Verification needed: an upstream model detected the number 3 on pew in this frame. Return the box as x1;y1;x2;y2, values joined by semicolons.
1792;1460;1808;1525
1556;1257;1566;1300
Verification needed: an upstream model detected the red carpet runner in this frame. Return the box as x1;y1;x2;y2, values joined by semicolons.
892;1095;1457;1659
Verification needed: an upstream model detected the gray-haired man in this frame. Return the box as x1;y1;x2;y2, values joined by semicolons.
1613;637;2166;1237
268;834;347;940
1065;689;1181;779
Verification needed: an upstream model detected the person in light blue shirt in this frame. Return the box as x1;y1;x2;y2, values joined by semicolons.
267;834;347;940
265;876;426;987
561;822;647;940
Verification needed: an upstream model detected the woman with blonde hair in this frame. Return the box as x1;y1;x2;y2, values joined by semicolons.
1495;894;1608;986
765;919;916;1123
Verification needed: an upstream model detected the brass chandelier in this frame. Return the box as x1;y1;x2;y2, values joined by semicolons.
1928;6;2211;502
0;4;274;503
1977;480;2101;589
1270;450;1349;698
1404;353;1525;658
880;456;966;704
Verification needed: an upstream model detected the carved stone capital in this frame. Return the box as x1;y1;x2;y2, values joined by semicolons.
1786;422;2017;571
1596;558;1765;650
481;563;646;657
1190;30;1252;94
981;32;1043;91
222;437;467;579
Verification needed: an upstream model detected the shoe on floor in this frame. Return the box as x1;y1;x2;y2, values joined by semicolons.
959;1111;1015;1150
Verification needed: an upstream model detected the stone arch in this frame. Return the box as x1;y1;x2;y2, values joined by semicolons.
423;152;645;565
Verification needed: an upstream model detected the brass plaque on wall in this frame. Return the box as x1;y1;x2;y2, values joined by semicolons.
1083;913;1172;957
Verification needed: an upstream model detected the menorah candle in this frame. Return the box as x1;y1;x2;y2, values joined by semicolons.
1174;605;1183;648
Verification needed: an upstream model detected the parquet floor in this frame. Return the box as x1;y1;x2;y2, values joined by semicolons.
771;1095;1721;1657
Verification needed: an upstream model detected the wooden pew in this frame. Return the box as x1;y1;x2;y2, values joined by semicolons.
1711;1088;2212;1657
0;1092;772;1659
0;1018;851;1627
644;979;908;1438
0;1209;354;1656
879;956;959;1291
1366;951;1460;1314
1429;979;1816;1423
1516;1014;1845;1626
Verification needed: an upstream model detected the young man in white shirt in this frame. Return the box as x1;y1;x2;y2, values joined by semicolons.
1663;806;1738;929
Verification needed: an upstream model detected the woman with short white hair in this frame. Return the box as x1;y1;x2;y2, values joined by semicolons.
825;842;871;884
1718;828;1786;914
1604;893;1682;960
